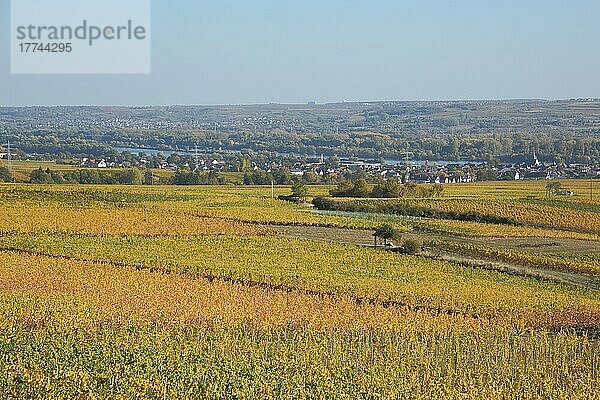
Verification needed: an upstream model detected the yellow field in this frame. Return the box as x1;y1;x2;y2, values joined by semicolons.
0;182;599;398
443;180;600;200
319;179;600;236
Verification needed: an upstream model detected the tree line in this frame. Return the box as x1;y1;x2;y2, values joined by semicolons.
330;179;444;198
27;167;229;186
30;168;147;185
312;197;518;226
4;127;600;164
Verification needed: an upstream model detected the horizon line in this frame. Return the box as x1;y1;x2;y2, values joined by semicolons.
2;97;600;108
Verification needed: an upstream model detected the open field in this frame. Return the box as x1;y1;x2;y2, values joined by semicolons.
0;181;599;398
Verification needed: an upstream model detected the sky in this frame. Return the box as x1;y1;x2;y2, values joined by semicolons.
1;0;599;106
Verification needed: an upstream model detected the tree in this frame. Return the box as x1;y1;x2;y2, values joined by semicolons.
30;168;54;184
373;224;399;246
291;181;309;203
372;179;402;198
144;169;154;185
116;168;143;185
477;168;498;181
241;158;252;172
349;179;371;198
402;182;418;197
49;170;65;184
243;173;253;185
302;171;320;184
243;170;273;185
546;181;562;197
430;184;444;197
76;169;101;184
206;170;225;185
0;166;10;183
272;168;292;185
330;181;355;197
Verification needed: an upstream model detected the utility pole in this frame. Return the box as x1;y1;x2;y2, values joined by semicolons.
271;180;274;200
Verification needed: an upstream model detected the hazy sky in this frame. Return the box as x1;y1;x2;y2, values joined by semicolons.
1;0;599;106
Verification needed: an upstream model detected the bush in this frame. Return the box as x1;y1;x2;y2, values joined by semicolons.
372;179;402;198
0;166;11;182
115;168;143;185
330;179;371;198
30;168;55;184
172;170;224;185
291;181;309;202
278;194;301;204
311;196;336;210
400;239;421;255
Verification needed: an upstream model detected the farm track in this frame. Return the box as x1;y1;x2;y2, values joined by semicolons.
180;212;600;289
421;249;600;291
276;225;600;291
193;211;600;255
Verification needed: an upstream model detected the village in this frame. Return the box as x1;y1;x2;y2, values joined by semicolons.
77;148;600;185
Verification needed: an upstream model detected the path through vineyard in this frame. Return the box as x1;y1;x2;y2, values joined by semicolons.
277;225;600;290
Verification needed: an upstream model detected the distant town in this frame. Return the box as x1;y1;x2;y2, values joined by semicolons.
1;100;599;185
74;149;599;184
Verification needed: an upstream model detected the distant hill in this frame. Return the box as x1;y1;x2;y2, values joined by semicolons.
1;99;599;162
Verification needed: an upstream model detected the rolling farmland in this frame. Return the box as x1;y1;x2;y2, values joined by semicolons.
0;182;599;398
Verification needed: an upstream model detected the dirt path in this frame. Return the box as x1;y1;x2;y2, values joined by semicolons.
277;225;600;255
275;225;600;291
420;248;600;291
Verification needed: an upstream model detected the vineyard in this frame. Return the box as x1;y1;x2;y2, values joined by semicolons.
317;196;599;234
312;180;600;241
430;240;600;277
0;182;599;398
